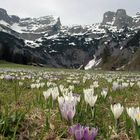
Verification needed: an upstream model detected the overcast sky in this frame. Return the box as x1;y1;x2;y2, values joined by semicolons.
0;0;140;25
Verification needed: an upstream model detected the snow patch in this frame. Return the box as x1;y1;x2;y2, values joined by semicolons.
120;46;123;50
25;40;41;48
49;50;58;53
84;56;102;70
85;38;92;42
11;23;27;33
0;20;10;27
45;34;59;39
69;42;76;46
71;32;85;36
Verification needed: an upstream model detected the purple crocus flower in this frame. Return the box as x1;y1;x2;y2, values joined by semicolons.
84;127;98;140
58;99;76;121
69;124;84;140
4;75;14;81
69;124;98;140
60;102;75;121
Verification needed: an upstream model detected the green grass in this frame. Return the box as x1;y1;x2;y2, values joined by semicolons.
0;60;81;71
0;64;140;139
0;60;29;68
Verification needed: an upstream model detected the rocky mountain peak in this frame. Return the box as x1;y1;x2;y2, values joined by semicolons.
0;8;11;24
102;11;115;25
0;8;7;15
114;9;133;28
56;17;61;25
116;9;127;17
102;9;134;29
0;9;62;40
54;17;61;31
0;8;20;25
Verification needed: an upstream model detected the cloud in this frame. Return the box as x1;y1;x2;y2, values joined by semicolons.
0;0;140;25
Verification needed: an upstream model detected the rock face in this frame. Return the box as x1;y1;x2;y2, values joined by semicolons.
0;8;140;70
102;11;115;25
0;8;20;24
114;9;133;28
0;8;12;24
102;9;134;29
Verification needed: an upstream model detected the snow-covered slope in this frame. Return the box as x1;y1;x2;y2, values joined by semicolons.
0;8;140;70
11;16;60;33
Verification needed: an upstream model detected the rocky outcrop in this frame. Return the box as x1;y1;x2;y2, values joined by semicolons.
0;8;20;24
102;9;133;29
102;11;115;25
114;9;133;28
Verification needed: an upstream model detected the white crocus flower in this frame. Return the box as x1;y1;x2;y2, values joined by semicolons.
59;84;64;92
51;87;59;100
130;82;134;87
58;96;65;105
107;78;112;83
36;79;40;83
36;83;40;89
63;92;80;105
40;82;45;88
73;94;81;102
122;82;129;88
62;88;70;96
43;87;59;100
111;103;124;120
83;88;94;104
69;85;74;91
31;84;36;89
101;88;108;98
19;81;23;86
137;81;140;88
43;91;51;100
58;95;78;109
0;75;4;79
112;82;121;91
126;107;140;126
84;88;94;95
126;107;140;122
93;81;99;88
135;113;140;126
88;95;98;107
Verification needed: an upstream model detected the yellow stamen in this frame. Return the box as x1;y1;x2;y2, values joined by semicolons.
136;113;140;119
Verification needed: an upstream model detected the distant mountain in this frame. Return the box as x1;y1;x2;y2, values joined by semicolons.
0;8;140;70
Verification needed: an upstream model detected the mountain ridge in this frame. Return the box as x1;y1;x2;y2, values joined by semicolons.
0;8;140;70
